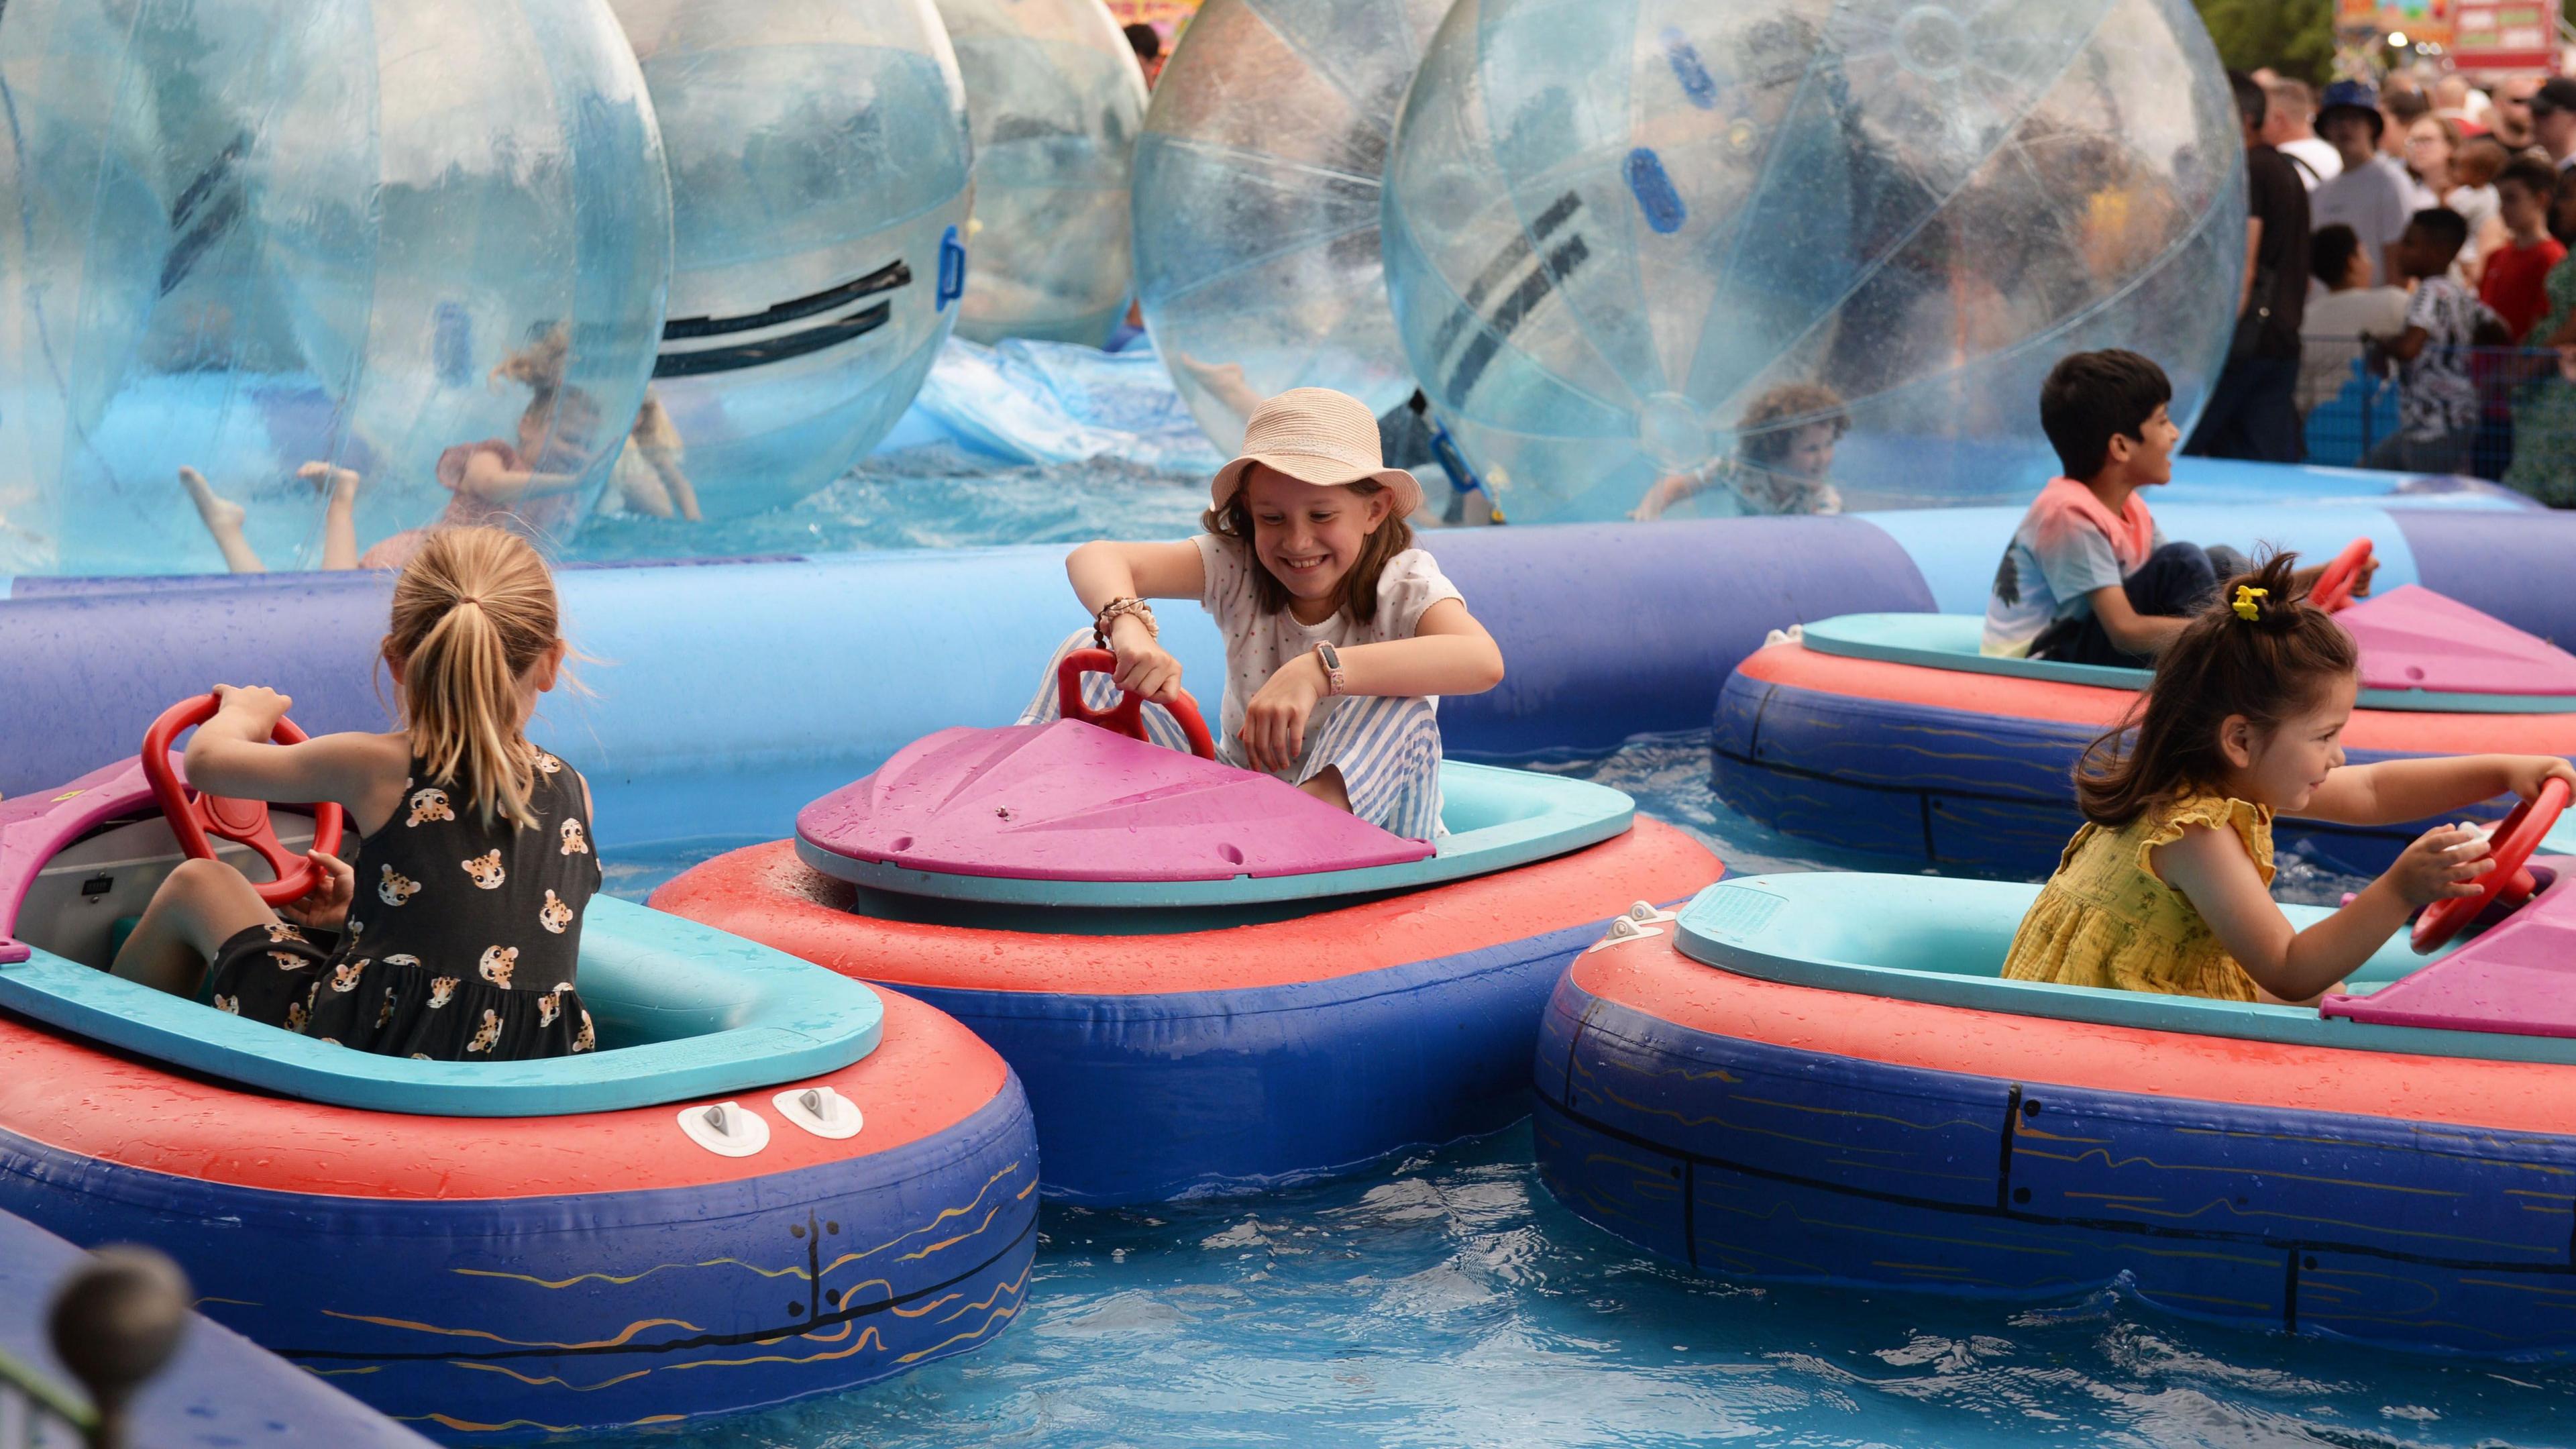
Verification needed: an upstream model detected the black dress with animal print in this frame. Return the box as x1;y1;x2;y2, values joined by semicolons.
206;750;602;1061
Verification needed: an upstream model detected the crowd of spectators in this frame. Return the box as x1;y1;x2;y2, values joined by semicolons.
2195;64;2576;505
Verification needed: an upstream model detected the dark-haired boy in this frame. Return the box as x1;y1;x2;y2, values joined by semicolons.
1982;351;2351;667
2298;223;2407;415
2367;207;2504;475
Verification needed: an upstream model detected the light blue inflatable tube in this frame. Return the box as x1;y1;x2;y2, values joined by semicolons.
554;549;1224;845
5;501;2567;853
1868;502;2434;614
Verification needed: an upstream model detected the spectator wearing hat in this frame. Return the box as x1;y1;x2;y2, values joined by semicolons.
2263;79;2342;191
2530;77;2576;171
2187;71;2311;464
2312;80;2420;287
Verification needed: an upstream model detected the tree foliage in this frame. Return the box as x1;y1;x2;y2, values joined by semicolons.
2192;0;2337;84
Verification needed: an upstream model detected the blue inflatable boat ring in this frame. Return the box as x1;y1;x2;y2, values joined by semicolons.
1539;799;2576;1356
0;704;1040;1442
657;653;1727;1204
1717;540;2576;876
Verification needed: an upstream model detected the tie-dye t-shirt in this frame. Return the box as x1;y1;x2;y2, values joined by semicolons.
1980;478;2164;658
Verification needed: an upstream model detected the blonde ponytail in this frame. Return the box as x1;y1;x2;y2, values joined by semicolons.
383;528;564;828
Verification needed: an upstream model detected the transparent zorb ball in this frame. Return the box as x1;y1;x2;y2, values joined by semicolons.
1382;0;2245;524
939;0;1148;347
1132;0;1452;454
0;0;672;574
609;0;974;519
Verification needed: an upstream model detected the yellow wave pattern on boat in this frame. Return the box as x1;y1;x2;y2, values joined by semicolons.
388;1260;1032;1429
408;1410;692;1432
450;1360;659;1394
317;1311;706;1351
933;1265;1027;1326
816;1163;1030;1275
449;1160;1032;1291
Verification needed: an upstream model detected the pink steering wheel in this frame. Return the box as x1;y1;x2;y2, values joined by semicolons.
1055;649;1217;760
2413;778;2567;953
140;694;346;907
2309;537;2374;614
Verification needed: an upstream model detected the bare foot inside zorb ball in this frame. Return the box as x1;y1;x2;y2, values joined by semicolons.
177;466;245;532
1172;351;1265;421
178;465;267;574
298;461;362;507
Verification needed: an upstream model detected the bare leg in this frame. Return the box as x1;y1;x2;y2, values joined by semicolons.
298;462;362;570
653;453;702;523
111;857;279;996
2256;980;2347;1008
1296;765;1353;814
629;394;700;521
611;450;675;518
1172;351;1267;426
178;466;265;574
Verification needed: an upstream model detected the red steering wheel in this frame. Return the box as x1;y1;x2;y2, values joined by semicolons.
1055;648;1217;760
2413;777;2567;953
140;694;347;907
2308;537;2375;614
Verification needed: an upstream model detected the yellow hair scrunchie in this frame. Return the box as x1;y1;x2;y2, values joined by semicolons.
2232;584;2268;621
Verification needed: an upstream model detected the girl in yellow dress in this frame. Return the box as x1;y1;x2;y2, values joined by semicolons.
2002;551;2576;1005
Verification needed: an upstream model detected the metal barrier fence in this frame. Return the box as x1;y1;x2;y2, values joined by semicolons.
2298;334;2573;482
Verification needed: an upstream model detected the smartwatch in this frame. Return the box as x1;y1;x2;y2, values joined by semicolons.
1313;641;1348;696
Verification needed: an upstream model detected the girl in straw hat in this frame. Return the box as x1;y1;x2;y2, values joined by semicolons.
1024;387;1505;839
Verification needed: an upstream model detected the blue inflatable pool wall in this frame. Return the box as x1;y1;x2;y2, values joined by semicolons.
5;499;2570;851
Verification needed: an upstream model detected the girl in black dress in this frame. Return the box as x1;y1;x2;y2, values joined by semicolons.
111;526;601;1061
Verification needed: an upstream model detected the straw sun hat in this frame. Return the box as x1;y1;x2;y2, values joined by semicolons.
1210;387;1424;519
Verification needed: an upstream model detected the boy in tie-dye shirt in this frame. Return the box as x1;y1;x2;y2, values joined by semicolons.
1987;352;2239;666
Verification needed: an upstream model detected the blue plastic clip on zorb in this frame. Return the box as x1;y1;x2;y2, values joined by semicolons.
1431;419;1504;526
936;225;967;311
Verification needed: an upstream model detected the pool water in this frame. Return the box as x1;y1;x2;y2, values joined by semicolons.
588;735;2575;1448
567;447;1216;562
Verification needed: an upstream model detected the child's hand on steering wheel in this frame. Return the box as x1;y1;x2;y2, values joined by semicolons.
1241;656;1328;774
212;683;292;732
2387;824;2496;909
2506;755;2576;804
1107;619;1183;704
278;849;356;931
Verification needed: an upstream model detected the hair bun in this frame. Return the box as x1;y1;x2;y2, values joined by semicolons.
2218;549;2307;629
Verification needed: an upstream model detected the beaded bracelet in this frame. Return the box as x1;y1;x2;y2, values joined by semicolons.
1093;596;1158;647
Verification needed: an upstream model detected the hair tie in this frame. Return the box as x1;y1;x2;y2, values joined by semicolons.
2232;584;2267;621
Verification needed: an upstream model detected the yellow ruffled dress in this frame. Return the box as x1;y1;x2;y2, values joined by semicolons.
1999;794;2273;1002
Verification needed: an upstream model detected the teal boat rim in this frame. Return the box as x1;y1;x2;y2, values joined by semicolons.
0;757;884;1116
1;894;884;1116
1670;872;2576;1065
1797;612;2576;715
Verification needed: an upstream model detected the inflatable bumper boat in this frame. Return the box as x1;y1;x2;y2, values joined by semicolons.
1715;542;2576;877
0;704;1038;1442
656;653;1721;1205
1539;784;2576;1356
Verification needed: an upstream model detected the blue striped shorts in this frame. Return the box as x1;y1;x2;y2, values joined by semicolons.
1018;631;1446;841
